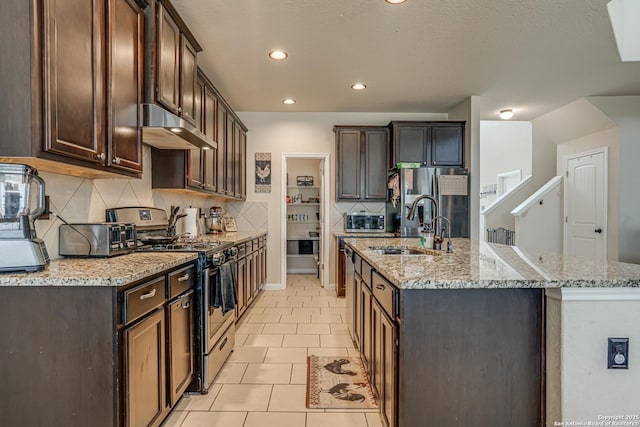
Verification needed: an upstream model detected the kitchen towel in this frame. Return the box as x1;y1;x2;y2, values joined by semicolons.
184;208;199;237
214;262;237;314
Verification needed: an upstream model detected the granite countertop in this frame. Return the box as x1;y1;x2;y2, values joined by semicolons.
0;252;198;287
209;230;267;244
334;231;397;238
345;237;640;290
0;230;268;287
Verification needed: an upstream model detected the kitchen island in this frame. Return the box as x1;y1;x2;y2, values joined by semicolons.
344;237;640;427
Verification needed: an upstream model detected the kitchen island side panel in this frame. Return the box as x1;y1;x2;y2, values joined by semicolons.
0;286;117;427
398;288;543;427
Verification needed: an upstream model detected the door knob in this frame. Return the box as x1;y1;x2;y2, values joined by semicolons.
594;228;602;233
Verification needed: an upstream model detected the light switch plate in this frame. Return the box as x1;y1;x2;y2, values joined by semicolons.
608;338;629;369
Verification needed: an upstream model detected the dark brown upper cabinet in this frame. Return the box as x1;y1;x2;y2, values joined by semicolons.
216;102;228;195
156;3;180;114
388;121;465;168
107;0;144;173
0;0;144;178
334;126;389;202
153;0;201;125
42;0;105;165
151;67;248;200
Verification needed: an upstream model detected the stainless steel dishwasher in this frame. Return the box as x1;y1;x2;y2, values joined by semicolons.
344;245;356;343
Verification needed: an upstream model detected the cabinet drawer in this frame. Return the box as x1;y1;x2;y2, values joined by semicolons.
207;323;235;384
168;265;195;299
361;261;373;290
124;276;167;325
372;272;397;319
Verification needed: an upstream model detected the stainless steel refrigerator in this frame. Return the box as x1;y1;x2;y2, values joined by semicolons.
386;166;470;237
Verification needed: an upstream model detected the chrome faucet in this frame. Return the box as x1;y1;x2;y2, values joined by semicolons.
427;215;454;253
406;195;439;230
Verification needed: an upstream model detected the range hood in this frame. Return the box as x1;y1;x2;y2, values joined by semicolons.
141;104;216;150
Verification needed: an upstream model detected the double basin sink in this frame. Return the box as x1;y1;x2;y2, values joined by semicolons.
369;246;442;256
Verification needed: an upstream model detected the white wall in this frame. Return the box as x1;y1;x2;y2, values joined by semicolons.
556;127;619;260
480;121;532;209
587;96;640;264
546;291;640;425
481;120;557;239
237;111;448;287
514;179;563;253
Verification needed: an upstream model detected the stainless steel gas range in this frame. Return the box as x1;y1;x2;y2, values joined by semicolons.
106;207;237;393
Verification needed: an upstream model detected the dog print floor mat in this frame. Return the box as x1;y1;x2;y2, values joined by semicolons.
306;355;378;409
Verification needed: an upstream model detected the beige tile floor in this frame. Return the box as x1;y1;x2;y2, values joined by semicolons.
162;274;383;427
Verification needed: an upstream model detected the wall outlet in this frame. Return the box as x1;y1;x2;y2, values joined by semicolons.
608;338;629;369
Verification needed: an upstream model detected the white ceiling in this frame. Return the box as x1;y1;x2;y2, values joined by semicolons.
171;0;640;121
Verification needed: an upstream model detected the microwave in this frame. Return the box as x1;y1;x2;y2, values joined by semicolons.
344;212;385;233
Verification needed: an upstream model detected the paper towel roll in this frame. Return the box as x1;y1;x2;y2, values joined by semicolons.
184;208;199;238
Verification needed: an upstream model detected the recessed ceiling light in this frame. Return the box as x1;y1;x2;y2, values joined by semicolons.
282;98;296;105
170;128;181;133
351;83;367;90
385;0;407;4
499;109;514;120
268;50;288;60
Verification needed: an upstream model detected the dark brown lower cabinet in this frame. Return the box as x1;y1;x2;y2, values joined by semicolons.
354;273;362;349
336;237;346;297
124;308;167;427
246;249;255;306
361;283;373;371
372;300;397;427
167;291;194;406
236;256;247;318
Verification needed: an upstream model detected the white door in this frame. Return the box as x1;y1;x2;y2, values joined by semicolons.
564;149;607;260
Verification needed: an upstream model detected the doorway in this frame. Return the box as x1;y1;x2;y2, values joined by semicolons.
563;147;608;260
281;153;330;288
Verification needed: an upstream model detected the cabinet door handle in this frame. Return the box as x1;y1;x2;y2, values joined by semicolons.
375;284;386;290
95;152;105;161
181;300;191;309
113;157;121;165
139;288;157;300
177;273;190;282
594;228;602;234
219;337;228;351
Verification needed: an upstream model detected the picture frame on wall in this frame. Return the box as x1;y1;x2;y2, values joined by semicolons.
256;152;271;193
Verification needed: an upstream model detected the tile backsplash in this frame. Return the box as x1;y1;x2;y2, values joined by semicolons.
33;145;268;260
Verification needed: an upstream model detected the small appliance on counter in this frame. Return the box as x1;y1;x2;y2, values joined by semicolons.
204;206;224;234
344;211;385;232
0;163;50;272
59;223;136;257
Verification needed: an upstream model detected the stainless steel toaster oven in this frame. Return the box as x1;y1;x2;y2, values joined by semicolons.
344;212;385;232
59;223;136;257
